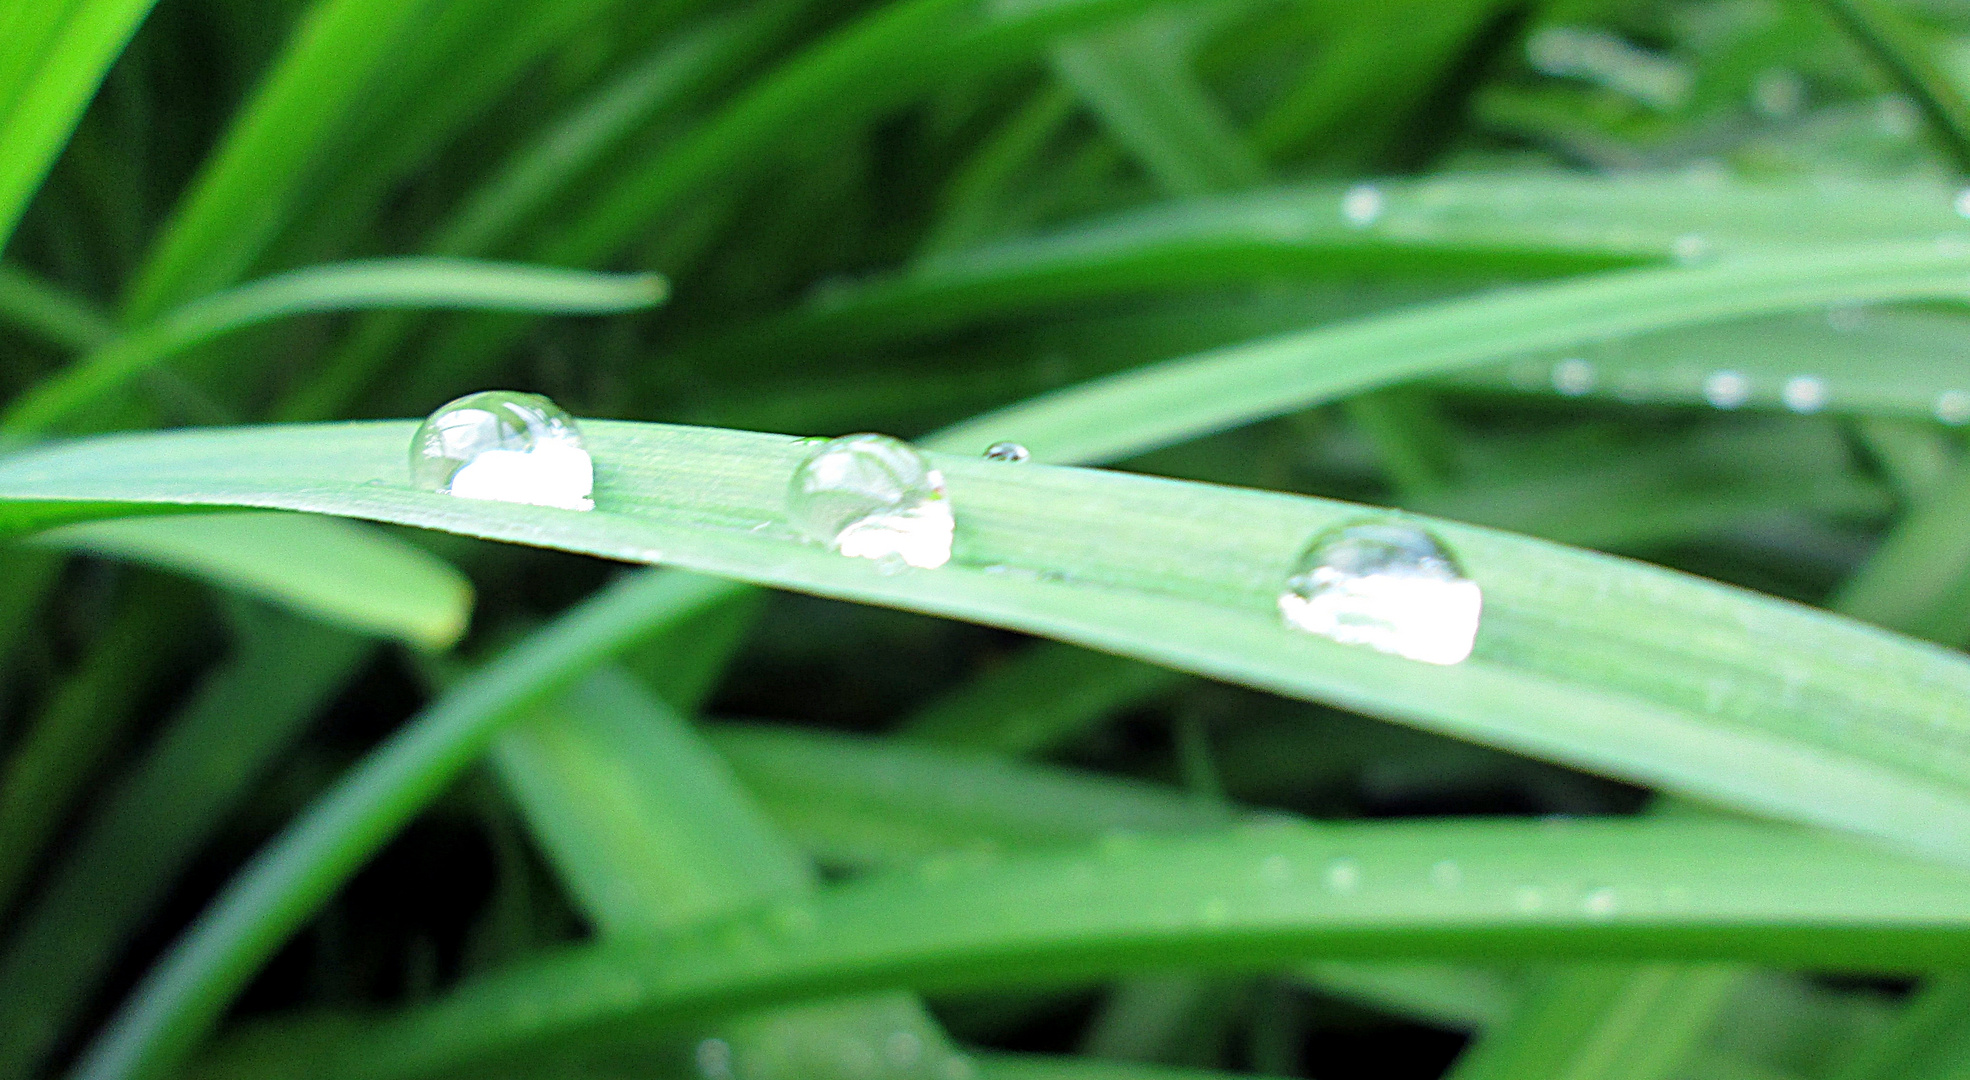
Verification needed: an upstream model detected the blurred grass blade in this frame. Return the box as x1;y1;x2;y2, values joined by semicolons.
896;641;1184;755
979;1056;1286;1080
120;0;441;318
71;569;731;1080
0;0;158;249
284;816;1970;1079
927;242;1970;462
1818;0;1970;174
3;420;1970;869
3;258;665;438
1444;965;1745;1080
1827;975;1970;1080
37;512;474;649
0;609;367;1080
0;263;115;350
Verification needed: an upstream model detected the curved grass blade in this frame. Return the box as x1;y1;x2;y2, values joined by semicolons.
37;512;474;649
0;610;367;1080
68;569;734;1080
926;242;1970;462
0;0;159;249
1443;964;1744;1080
285;816;1970;1080
895;641;1185;755
3;420;1970;868
2;258;665;438
0;263;114;350
1818;0;1970;174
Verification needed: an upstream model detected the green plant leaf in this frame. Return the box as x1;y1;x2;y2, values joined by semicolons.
38;512;474;648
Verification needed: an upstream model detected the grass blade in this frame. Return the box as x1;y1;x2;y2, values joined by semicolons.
0;263;114;350
3;258;665;438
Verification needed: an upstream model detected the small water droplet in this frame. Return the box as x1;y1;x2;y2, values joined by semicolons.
1955;187;1970;220
1582;887;1618;917
1325;858;1361;893
1341;183;1383;227
1702;370;1751;409
1199;897;1229;925
942;1056;978;1080
409;390;593;510
1430;859;1462;889
697;1038;735;1080
1278;521;1483;666
1551;358;1595;396
1671;234;1709;264
1781;375;1827;414
787;434;953;569
1826;305;1867;331
1937;390;1970;425
983;441;1030;463
1752;68;1804;118
1514;885;1547;913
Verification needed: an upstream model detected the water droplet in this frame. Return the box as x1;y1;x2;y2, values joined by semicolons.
1325;858;1361;893
697;1038;735;1080
1430;859;1462;889
1826;305;1867;331
1514;885;1548;913
1671;233;1710;264
1278;521;1483;666
942;1056;978;1080
983;441;1030;463
787;434;953;569
1781;375;1827;414
1937;390;1970;425
1582;887;1618;917
1341;183;1383;227
1260;854;1293;884
1702;370;1751;409
885;1032;923;1069
1955;188;1970;220
1199;897;1229;925
1551;358;1595;396
409;390;593;510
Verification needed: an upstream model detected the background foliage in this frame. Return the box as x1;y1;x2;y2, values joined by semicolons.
5;0;1970;1078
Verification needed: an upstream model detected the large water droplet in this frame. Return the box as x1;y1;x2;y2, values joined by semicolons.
410;391;593;510
1702;370;1751;409
983;441;1030;463
1551;358;1595;396
787;434;953;569
1278;522;1483;666
1341;183;1383;227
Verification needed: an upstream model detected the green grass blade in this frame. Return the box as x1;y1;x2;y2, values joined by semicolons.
1826;976;1970;1080
0;263;114;350
119;0;441;318
0;609;368;1080
69;569;732;1080
1444;964;1745;1080
0;0;158;250
1817;0;1970;174
710;722;1229;867
288;816;1970;1079
1;419;1968;869
37;512;474;649
2;258;665;438
895;642;1184;754
927;242;1970;463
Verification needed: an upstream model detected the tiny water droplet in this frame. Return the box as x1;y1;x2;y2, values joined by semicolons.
1430;859;1462;889
1781;375;1827;413
697;1038;735;1080
1955;187;1970;220
1826;305;1867;331
1278;521;1483;666
409;390;593;510
1937;389;1970;426
1671;233;1709;264
787;434;953;569
942;1056;978;1080
1199;897;1229;925
1582;887;1618;917
983;441;1030;463
1752;68;1804;118
1341;183;1383;227
1514;885;1547;913
1702;370;1751;409
1325;858;1361;893
1551;358;1595;396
